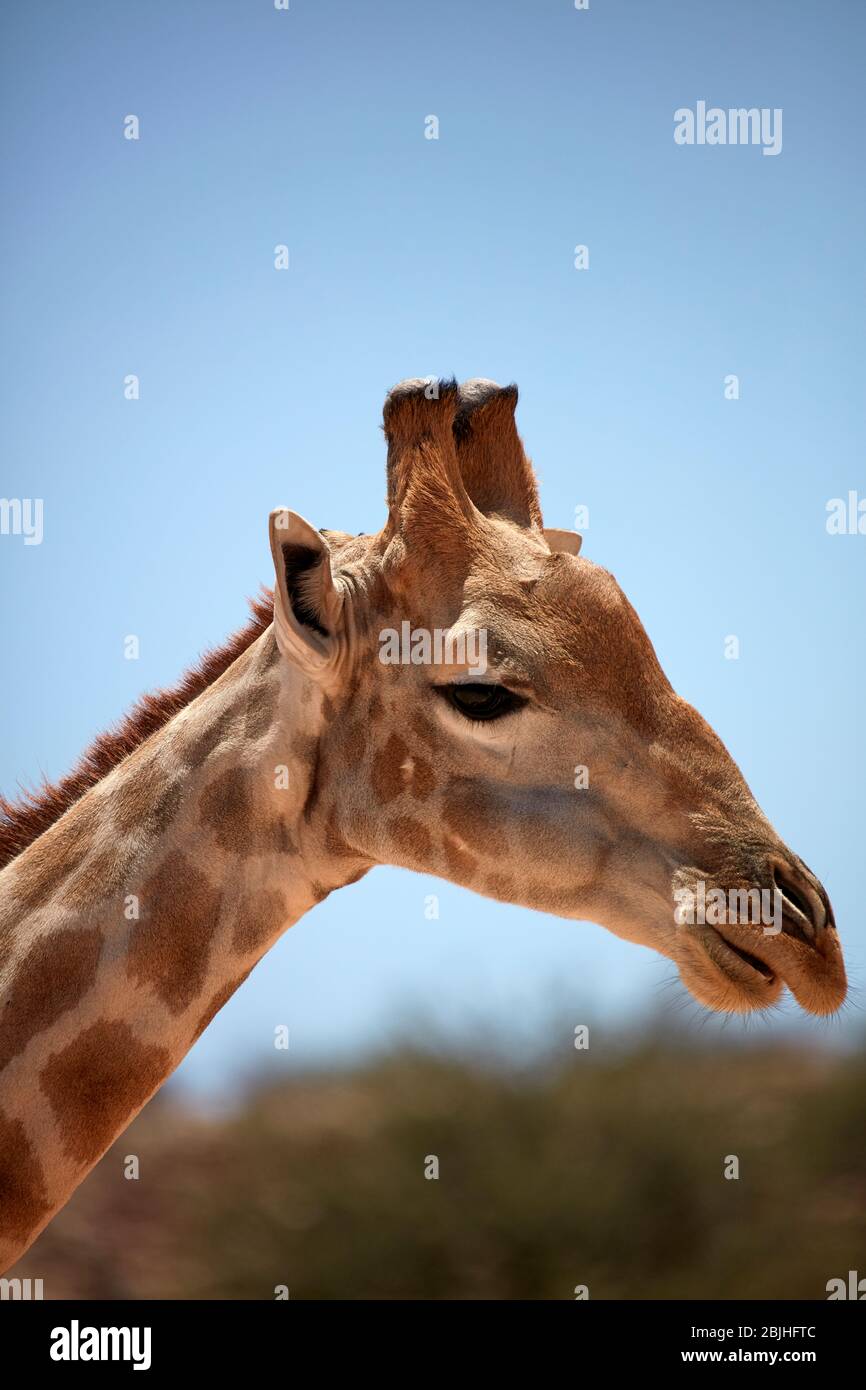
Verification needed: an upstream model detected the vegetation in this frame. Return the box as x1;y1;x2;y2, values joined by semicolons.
16;1033;866;1299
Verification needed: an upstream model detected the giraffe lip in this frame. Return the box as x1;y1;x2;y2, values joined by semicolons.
690;917;848;1016
704;926;777;985
715;934;776;982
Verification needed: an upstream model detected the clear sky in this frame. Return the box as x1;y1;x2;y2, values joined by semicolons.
1;0;864;1097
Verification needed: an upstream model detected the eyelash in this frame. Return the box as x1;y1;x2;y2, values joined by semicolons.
436;683;528;723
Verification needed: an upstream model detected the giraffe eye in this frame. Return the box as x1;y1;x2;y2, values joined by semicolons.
440;683;527;722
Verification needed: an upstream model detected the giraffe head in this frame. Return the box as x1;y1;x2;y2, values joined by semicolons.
269;378;846;1018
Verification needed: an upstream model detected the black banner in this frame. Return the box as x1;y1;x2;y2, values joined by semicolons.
0;1299;861;1375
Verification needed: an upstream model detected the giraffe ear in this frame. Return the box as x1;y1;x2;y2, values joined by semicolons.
268;509;345;674
543;527;583;556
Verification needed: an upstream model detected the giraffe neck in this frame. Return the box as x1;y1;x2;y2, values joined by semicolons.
0;626;367;1272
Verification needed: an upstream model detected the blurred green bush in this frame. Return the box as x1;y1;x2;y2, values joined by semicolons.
13;1032;866;1299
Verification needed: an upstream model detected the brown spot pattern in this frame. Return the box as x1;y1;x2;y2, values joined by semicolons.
199;766;287;856
442;780;503;856
244;681;277;740
9;810;95;912
408;755;437;799
192;971;251;1042
0;1107;51;1246
0;927;102;1072
258;629;281;670
128;852;222;1013
340;719;367;765
185;704;240;768
324;810;361;860
148;779;184;837
62;844;138;911
388;816;432;861
293;734;318;768
0;591;274;870
441;837;479;882
371;734;409;804
272;817;297;855
40;1019;169;1168
232;888;287;955
410;712;439;750
113;753;181;838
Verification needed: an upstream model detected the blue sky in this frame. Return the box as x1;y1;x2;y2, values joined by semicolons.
1;1;864;1097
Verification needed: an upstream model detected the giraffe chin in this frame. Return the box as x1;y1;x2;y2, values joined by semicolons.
675;927;783;1014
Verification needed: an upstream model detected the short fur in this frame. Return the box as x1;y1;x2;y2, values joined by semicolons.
0;591;274;868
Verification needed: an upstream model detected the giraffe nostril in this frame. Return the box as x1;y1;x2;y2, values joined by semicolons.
779;880;810;920
772;863;826;944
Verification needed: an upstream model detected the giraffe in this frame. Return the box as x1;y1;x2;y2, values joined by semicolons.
0;377;846;1274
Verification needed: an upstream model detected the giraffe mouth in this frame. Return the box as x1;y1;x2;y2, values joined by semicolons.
676;916;847;1016
674;924;783;1014
709;930;777;985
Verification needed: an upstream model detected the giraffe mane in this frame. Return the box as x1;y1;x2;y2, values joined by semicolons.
0;588;275;870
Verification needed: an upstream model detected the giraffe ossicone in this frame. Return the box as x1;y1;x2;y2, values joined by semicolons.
0;376;846;1273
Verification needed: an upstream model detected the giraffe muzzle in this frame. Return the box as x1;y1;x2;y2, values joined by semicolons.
672;852;846;1016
